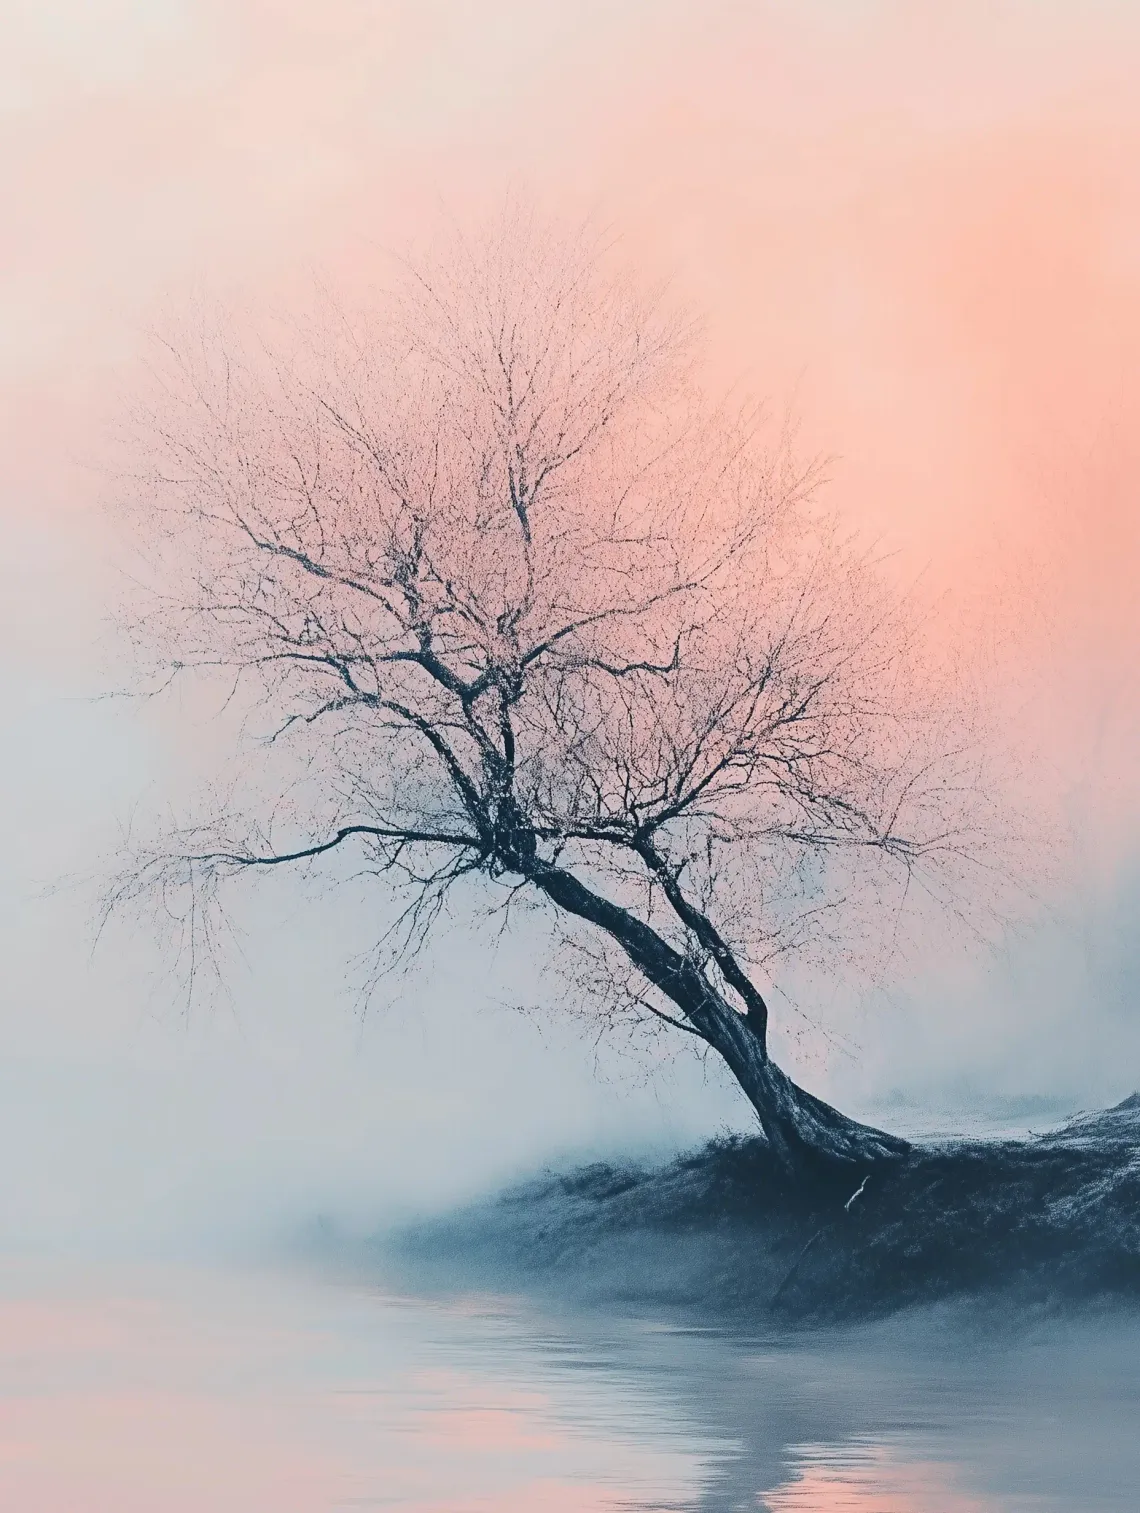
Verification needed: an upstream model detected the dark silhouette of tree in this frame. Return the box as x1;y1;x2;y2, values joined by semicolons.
110;210;1016;1173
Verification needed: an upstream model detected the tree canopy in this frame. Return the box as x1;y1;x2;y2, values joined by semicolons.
110;211;1016;1171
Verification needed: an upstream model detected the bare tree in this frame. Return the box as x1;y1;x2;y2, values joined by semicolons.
110;210;1014;1174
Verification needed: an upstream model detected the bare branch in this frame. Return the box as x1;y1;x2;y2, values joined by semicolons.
185;822;482;870
105;201;1028;1172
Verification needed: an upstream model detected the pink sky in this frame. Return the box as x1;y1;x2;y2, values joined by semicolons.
1;1;1139;1218
6;1;1137;807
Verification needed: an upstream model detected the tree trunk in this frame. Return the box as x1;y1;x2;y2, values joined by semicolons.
529;859;910;1177
682;988;911;1174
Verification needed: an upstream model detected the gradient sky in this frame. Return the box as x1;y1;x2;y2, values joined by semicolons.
2;0;1139;1251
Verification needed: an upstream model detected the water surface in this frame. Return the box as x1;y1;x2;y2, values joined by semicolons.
0;1259;1135;1510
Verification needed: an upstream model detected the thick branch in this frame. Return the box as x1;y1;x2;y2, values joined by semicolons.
525;859;706;1015
633;836;770;1049
188;823;481;869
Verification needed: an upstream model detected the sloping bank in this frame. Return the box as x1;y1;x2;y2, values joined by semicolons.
385;1095;1140;1320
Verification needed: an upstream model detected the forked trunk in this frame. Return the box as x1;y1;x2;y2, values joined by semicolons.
529;861;911;1177
683;989;911;1174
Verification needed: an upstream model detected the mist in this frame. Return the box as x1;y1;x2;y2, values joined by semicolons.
3;0;1139;1260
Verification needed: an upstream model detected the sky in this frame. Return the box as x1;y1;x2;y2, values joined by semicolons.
2;0;1139;1253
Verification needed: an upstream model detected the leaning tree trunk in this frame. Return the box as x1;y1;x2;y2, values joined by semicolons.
529;859;911;1177
681;988;911;1174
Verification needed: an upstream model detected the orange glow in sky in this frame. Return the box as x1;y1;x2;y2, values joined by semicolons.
2;0;1139;1142
6;3;1137;841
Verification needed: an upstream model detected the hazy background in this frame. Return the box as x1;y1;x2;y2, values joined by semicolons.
2;0;1138;1256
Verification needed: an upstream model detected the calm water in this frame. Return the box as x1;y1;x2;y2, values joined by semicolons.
0;1258;1136;1511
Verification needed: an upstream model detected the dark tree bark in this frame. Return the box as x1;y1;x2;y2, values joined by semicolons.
528;859;910;1173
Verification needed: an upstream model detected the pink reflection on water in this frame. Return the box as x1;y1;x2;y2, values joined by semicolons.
0;1263;706;1511
0;1391;339;1512
407;1373;563;1452
765;1441;992;1512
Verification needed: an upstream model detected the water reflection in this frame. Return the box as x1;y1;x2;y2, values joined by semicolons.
764;1442;989;1511
0;1260;1136;1511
